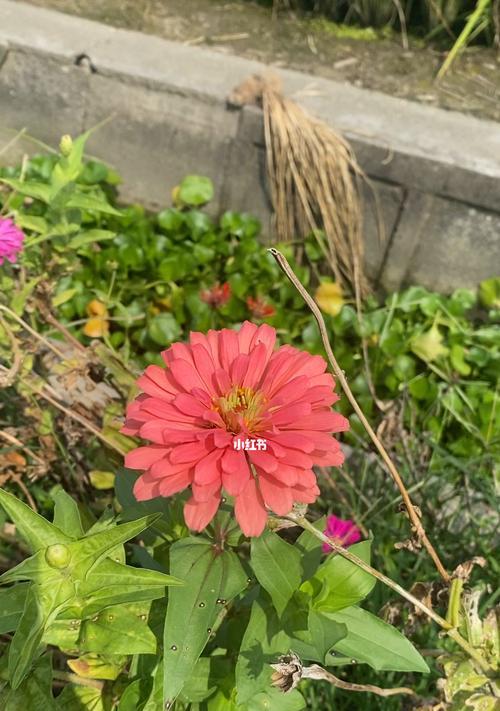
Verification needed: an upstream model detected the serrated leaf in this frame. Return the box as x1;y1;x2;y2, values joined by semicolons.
251;531;302;616
163;538;247;707
328;606;429;672
0;488;71;553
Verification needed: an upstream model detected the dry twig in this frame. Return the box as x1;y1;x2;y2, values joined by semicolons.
270;248;450;583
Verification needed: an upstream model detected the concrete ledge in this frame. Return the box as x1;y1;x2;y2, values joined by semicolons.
0;0;499;291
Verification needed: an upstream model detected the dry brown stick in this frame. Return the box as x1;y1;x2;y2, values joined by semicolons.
0;429;45;467
302;664;414;697
269;248;450;583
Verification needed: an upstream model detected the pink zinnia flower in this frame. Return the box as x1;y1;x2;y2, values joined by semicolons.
122;322;348;537
0;217;24;265
322;514;361;552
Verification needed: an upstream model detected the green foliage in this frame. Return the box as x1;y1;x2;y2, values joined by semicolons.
0;137;498;710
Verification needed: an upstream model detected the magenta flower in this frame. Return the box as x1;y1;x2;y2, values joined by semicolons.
323;514;361;552
0;217;24;265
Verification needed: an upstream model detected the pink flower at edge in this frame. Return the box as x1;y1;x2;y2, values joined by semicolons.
0;217;25;265
122;321;349;537
322;514;362;553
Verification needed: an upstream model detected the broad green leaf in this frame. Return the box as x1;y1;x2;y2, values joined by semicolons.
163;538;247;707
118;680;143;711
66;193;121;216
235;597;290;705
178;175;214;206
0;179;51;203
0;583;29;634
0;488;71;553
52;288;78;307
52;489;84;539
8;586;46;689
247;689;306;711
411;324;449;362
251;531;302;616
79;603;157;655
307;609;347;664
68;653;126;680
55;684;104;711
0;653;56;711
68;229;116;249
179;657;216;703
14;214;48;234
147;313;181;346
328;606;430;672
294;516;325;581
303;541;376;613
479;276;500;309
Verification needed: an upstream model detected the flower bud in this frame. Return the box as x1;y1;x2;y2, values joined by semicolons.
45;543;71;569
60;134;73;157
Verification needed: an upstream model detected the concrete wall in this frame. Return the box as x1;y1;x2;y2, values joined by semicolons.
0;0;499;292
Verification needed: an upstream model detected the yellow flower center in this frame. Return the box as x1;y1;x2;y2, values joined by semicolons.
214;386;268;434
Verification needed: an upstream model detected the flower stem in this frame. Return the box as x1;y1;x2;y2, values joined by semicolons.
269;248;450;583
286;512;491;674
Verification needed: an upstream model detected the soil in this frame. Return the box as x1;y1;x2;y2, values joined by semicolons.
23;0;500;123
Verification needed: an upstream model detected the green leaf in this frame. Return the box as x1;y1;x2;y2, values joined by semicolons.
0;583;29;634
147;313;181;346
163;538;247;707
65;193;121;216
247;689;306;711
55;684;104;711
294;516;325;581
236;597;290;704
14;214;48;234
70;514;161;579
0;179;51;203
479;277;500;309
303;541;376;613
68;229;116;249
328;606;430;672
250;531;302;616
52;288;78;307
52;489;84;539
178;175;214;206
0;488;71;553
307;610;347;664
411;324;449;362
78;557;182;616
8;586;46;689
0;653;56;711
80;602;157;655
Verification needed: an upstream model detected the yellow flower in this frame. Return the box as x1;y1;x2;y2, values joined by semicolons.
83;299;109;338
315;282;345;317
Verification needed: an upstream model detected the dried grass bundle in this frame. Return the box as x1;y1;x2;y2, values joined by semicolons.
229;74;377;297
